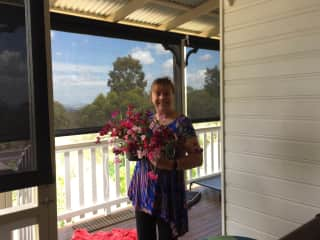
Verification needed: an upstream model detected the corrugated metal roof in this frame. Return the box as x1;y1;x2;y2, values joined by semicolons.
179;15;218;32
50;0;219;39
125;2;183;26
51;0;128;17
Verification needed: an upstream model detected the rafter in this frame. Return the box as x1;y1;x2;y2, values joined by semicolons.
158;0;219;31
106;0;150;22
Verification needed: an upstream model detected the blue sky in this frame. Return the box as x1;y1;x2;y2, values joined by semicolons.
51;30;219;108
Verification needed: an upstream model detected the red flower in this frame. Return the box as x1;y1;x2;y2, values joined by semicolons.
147;171;158;181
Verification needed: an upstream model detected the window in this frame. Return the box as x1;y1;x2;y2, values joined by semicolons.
185;48;220;122
0;0;53;191
51;31;173;135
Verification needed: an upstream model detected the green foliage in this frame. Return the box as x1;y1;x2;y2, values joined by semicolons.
54;101;70;129
53;55;152;130
107;55;147;94
77;93;109;127
186;65;220;120
204;65;220;97
187;88;219;119
56;176;65;214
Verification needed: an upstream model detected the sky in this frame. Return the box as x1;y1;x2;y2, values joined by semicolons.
51;30;219;108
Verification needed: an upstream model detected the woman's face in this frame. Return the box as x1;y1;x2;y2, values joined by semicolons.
151;84;174;115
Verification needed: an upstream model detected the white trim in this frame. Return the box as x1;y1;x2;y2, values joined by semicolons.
220;0;226;235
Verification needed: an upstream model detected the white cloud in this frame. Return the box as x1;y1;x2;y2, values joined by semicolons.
55;52;62;56
131;47;154;64
52;62;110;74
199;53;212;61
146;43;169;55
162;58;173;72
186;69;206;89
53;73;106;87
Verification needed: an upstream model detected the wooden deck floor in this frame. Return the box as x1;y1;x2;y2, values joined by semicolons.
100;187;221;239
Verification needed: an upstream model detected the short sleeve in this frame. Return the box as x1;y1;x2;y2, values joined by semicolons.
176;115;196;138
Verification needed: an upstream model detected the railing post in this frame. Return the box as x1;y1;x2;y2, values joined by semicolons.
204;132;208;175
78;150;85;218
102;146;110;214
64;151;71;222
211;130;215;173
91;148;97;215
115;158;120;207
125;158;130;193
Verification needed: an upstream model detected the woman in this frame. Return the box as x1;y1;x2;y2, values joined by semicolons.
128;77;203;240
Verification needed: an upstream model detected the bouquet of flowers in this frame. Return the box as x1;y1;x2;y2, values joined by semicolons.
96;105;178;180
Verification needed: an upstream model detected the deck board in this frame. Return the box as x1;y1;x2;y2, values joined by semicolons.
99;187;221;239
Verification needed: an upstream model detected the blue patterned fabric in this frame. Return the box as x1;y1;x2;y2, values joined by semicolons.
128;114;196;238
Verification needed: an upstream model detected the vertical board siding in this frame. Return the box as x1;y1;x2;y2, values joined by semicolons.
223;0;320;239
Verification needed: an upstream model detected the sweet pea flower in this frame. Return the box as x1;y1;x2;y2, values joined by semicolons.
111;110;120;118
127;129;133;135
114;155;122;164
141;134;146;141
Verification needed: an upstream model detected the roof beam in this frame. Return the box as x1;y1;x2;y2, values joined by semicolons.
200;25;219;38
158;0;219;31
107;0;150;22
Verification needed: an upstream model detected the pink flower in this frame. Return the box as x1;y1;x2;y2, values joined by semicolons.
111;128;118;137
141;134;146;141
111;110;120;118
148;171;158;181
96;105;179;174
114;156;122;164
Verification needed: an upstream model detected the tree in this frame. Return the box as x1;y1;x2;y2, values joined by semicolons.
75;55;151;128
187;89;219;120
53;101;70;129
107;55;147;94
204;65;220;97
77;93;109;127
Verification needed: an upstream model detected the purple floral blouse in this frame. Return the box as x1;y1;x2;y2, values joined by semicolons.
127;114;196;238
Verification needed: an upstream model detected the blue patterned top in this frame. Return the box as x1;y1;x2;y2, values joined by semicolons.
127;114;196;238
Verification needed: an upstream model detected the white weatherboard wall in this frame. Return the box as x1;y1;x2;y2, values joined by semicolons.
222;0;320;239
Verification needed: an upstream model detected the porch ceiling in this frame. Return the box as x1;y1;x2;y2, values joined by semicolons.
49;0;220;39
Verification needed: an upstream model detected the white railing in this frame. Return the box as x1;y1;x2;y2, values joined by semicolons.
9;125;220;240
56;125;221;236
